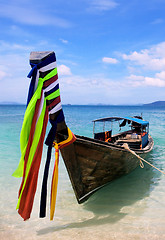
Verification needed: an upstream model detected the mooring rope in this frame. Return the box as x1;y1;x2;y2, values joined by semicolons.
122;143;165;175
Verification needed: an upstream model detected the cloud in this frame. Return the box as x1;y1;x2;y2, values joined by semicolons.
0;40;34;53
151;18;163;24
122;42;165;71
102;57;119;64
127;73;165;87
88;0;118;12
0;40;31;102
59;73;134;105
6;25;32;39
58;65;72;76
156;71;165;79
0;2;71;27
121;42;165;89
0;70;7;80
145;77;165;87
59;39;68;44
60;72;125;90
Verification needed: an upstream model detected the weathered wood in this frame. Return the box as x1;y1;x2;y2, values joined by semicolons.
30;51;54;64
60;143;85;202
60;134;154;203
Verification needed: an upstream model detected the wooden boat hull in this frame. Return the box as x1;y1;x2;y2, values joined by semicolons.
60;135;154;204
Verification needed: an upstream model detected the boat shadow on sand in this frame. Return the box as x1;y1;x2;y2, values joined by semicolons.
37;151;162;235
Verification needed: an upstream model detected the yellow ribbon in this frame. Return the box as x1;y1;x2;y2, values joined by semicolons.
50;143;59;220
50;128;76;220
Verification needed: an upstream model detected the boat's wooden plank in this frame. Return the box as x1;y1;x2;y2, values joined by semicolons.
76;155;98;170
75;144;104;160
60;143;85;201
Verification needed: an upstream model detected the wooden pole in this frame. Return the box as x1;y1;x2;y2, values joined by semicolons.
30;51;54;64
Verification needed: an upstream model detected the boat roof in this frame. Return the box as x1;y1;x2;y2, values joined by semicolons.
93;116;149;126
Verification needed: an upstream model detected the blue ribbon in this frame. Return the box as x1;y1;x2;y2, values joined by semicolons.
26;64;38;106
44;84;59;97
45;110;65;147
26;53;56;106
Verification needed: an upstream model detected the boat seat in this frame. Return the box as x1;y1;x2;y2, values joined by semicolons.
116;138;141;149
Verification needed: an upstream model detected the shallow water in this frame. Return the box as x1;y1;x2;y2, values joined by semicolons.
0;105;165;240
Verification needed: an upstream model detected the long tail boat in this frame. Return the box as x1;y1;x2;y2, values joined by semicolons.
59;116;154;204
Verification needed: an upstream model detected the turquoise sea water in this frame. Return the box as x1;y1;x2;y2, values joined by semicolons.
0;104;165;240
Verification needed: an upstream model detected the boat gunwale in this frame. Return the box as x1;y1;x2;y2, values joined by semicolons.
75;134;154;154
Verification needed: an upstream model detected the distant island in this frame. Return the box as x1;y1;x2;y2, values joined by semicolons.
143;101;165;107
0;100;165;107
0;101;25;105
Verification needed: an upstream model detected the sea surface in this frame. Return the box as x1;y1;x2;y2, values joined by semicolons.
0;104;165;240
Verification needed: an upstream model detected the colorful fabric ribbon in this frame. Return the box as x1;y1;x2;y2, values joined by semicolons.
26;54;57;106
50;128;76;220
13;52;76;221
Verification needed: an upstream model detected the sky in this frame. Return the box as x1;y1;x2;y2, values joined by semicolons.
0;0;165;105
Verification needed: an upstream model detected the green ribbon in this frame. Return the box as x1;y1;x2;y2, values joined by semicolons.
12;68;59;210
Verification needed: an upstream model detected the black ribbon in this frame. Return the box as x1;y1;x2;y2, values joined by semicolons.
39;110;65;218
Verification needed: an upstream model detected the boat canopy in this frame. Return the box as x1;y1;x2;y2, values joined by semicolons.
93;117;149;126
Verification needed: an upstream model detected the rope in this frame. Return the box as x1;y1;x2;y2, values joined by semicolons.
122;143;165;175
